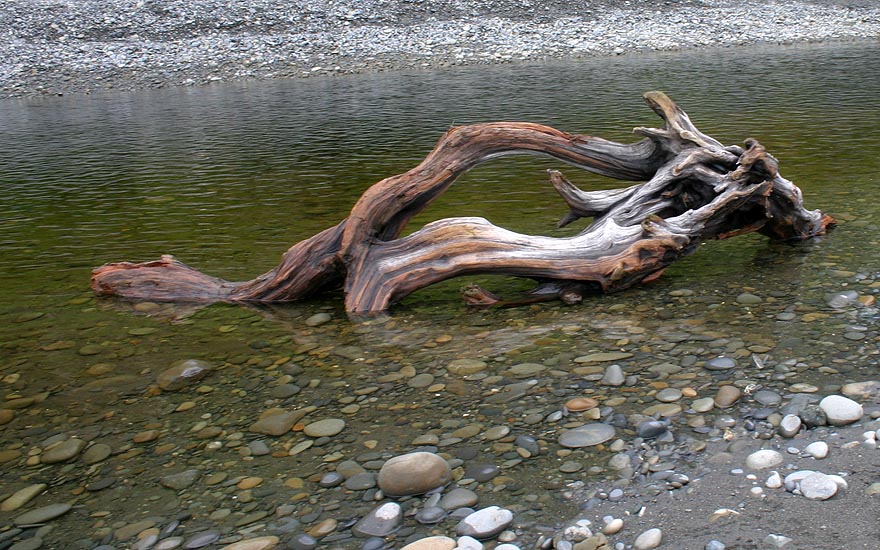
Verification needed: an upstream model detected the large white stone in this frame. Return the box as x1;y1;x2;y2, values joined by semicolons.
745;449;784;470
819;395;863;426
633;528;663;550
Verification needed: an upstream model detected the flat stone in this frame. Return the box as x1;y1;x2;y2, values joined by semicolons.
14;502;72;525
505;363;546;378
399;536;457;550
736;293;762;305
304;313;331;326
447;359;487;375
655;388;682;402
351;502;402;537
753;390;782;406
82;443;113;464
41;438;86;464
0;409;13;425
705;357;736;371
574;352;633;363
691;397;715;413
438;488;479;510
559;423;615;448
249;408;312;436
115;519;156;541
219;536;280;550
819;395;863;426
841;381;880;399
303;418;345;437
1;483;47;512
745;449;784;470
455;506;513;539
157;359;212;391
161;469;200;490
377;452;451;496
565;397;598;412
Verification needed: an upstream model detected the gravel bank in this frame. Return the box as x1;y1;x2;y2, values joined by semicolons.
1;0;878;99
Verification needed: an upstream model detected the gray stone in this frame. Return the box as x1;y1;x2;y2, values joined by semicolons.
455;506;513;539
559;423;615;448
14;503;72;525
161;469;200;490
41;437;86;464
705;357;736;371
636;420;667;439
778;414;801;438
753;390;782;406
351;502;402;537
438;487;479;510
82;443;113;464
763;534;793;548
157;359;212;391
414;506;447;524
600;364;625;386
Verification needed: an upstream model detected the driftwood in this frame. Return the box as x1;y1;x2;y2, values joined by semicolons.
91;92;834;314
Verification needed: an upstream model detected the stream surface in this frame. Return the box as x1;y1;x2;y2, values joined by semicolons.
0;41;878;549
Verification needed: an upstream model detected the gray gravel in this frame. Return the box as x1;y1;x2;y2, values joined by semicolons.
1;0;878;98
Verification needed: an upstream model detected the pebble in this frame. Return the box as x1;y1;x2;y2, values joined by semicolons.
633;528;662;550
81;443;113;464
603;518;623;535
351;502;403;537
304;312;331;326
559;423;616;448
804;441;829;459
377;452;451;496
819;395;863;426
705;357;736;371
447;359;487;375
161;469;200;490
249;408;311;436
714;385;742;408
565;397;599;412
455;506;513;539
745;449;784;470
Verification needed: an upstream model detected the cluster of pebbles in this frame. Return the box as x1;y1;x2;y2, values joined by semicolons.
2;0;880;98
1;260;878;549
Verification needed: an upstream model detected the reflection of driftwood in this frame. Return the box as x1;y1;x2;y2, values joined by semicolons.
91;92;834;314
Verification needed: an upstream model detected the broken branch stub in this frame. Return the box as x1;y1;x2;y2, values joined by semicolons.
91;91;835;314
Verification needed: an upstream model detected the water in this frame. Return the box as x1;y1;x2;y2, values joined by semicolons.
0;41;878;546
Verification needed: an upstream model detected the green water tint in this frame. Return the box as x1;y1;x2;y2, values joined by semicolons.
0;42;878;544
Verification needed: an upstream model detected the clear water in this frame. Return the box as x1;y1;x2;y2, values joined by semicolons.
0;40;878;544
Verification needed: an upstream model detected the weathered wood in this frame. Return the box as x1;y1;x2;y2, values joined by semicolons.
91;92;835;314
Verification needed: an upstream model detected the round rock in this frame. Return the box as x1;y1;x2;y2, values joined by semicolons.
819;395;863;426
633;528;663;550
377;452;451;496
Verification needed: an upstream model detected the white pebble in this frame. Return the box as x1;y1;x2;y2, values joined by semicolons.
765;471;783;489
603;518;624;535
804;441;829;459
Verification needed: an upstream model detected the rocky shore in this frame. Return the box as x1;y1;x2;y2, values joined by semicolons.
1;0;879;98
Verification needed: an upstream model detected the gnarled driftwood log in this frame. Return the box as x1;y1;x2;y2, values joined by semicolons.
91;92;834;314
